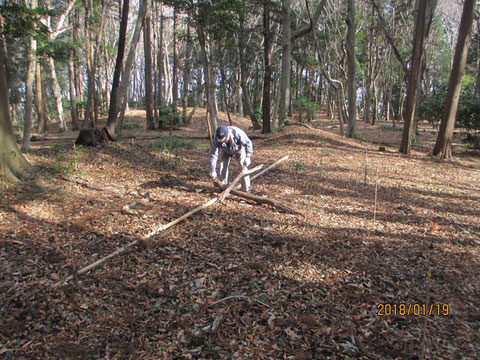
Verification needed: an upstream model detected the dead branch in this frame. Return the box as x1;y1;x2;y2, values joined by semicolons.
214;179;302;215
218;164;263;202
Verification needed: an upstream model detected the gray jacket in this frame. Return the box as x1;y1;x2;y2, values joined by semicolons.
209;126;253;173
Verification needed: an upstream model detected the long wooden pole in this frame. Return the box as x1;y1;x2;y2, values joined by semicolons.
53;156;288;288
219;164;263;202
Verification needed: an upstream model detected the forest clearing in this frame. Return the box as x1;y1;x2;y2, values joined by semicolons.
1;109;479;358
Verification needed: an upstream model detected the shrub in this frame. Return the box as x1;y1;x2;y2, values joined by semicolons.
156;105;184;130
122;123;141;130
147;137;209;152
294;96;318;122
419;91;480;148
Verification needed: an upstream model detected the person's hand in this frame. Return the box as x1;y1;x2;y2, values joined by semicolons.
210;171;217;180
244;157;251;167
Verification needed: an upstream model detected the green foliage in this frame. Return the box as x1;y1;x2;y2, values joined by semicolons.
417;93;444;126
156;105;184;130
290;161;306;171
75;99;87;109
253;107;262;122
461;132;480;150
419;91;480;132
419;89;480;149
0;3;50;40
147;137;209;152
294;97;318;120
37;38;71;61
122;123;141;130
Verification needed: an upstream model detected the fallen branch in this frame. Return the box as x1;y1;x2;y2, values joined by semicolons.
214;179;302;215
218;164;263;202
53;156;287;288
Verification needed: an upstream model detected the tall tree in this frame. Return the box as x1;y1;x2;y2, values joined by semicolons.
346;0;357;138
433;0;476;159
262;0;273;134
0;15;32;182
104;0;148;138
104;0;129;139
44;0;76;132
21;0;38;152
400;0;437;154
144;2;154;130
34;61;47;133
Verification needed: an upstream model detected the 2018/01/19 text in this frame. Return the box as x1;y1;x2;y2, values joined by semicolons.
376;303;450;317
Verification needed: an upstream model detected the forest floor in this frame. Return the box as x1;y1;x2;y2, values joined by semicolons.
1;108;479;359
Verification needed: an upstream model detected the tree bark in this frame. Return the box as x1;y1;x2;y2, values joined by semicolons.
0;18;32;182
262;0;272;134
21;0;37;152
238;19;260;129
197;24;218;131
104;0;146;138
68;48;80;130
34;62;47;133
182;23;193;122
400;0;437;154
433;0;475;159
144;2;155;130
346;0;357;138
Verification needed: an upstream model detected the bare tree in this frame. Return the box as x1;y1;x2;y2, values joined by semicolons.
433;0;476;159
346;0;357;138
400;0;437;155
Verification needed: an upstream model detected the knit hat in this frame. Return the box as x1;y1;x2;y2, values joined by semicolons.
215;125;229;143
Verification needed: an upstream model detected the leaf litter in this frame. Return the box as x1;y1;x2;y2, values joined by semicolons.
1;109;479;359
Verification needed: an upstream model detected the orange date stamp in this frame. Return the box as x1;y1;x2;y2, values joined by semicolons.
376;303;450;317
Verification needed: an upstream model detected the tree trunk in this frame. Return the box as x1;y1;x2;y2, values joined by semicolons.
433;0;475;159
219;63;233;125
278;0;292;128
182;23;192;121
236;68;243;117
144;2;155;130
346;0;357;138
21;0;37;152
158;4;164;107
0;20;32;182
172;5;178;109
104;0;146;138
47;57;66;131
262;0;272;134
34;61;47;133
400;0;437;154
68;48;80;130
238;19;260;129
197;25;218;131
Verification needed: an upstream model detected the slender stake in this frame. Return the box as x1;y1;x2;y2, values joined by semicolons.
374;167;378;224
364;148;368;185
